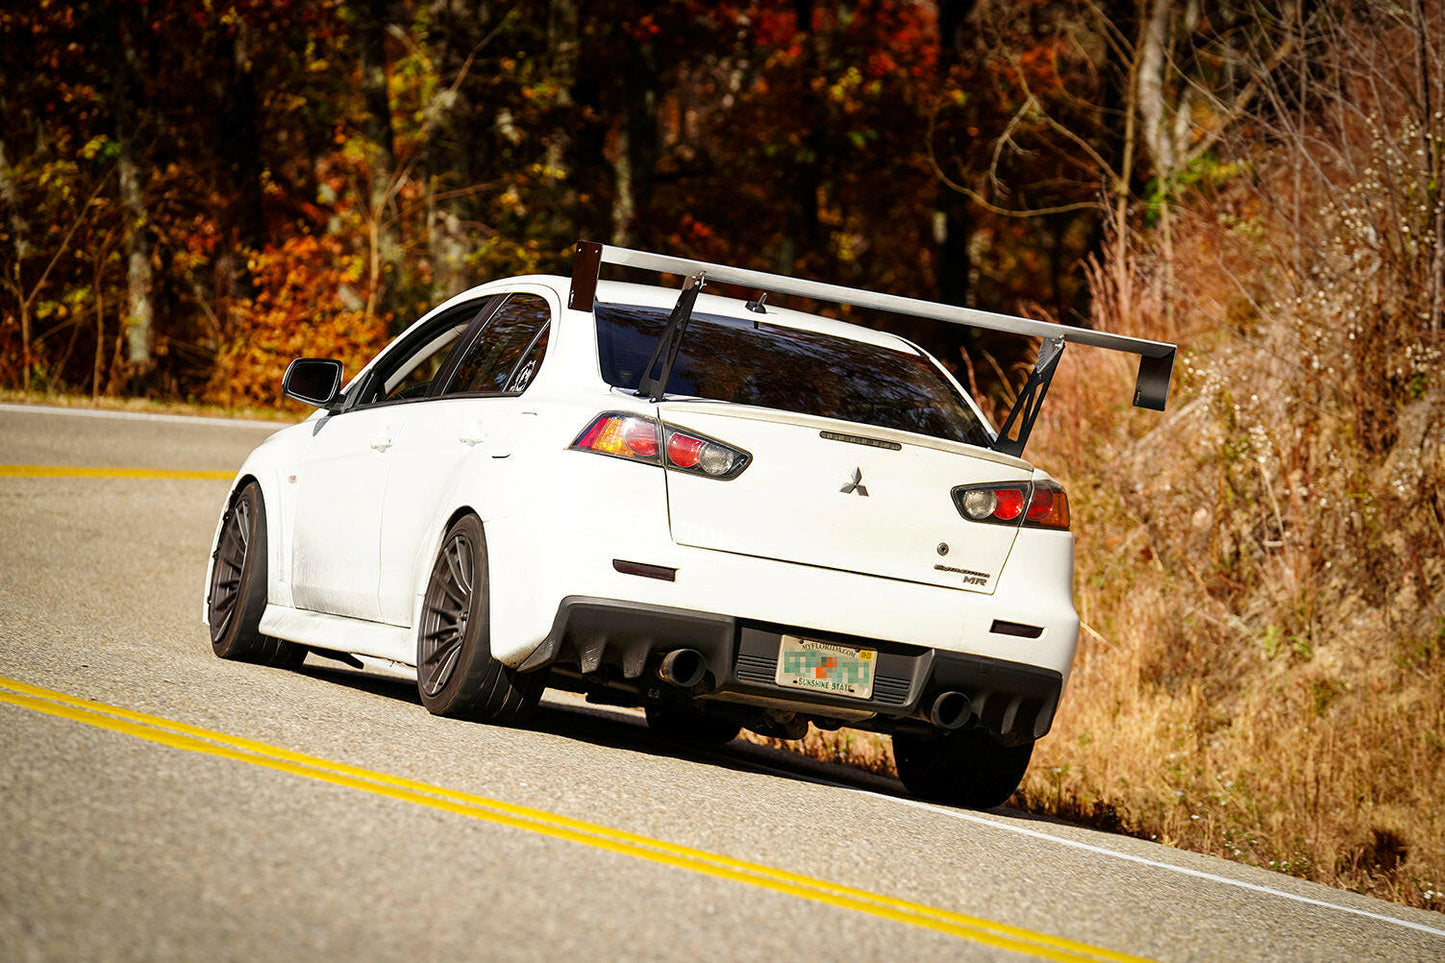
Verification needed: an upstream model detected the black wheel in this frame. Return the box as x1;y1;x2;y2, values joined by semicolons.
208;482;306;667
644;702;742;746
892;728;1034;810
417;514;542;722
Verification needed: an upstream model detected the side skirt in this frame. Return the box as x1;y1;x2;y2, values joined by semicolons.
259;604;416;669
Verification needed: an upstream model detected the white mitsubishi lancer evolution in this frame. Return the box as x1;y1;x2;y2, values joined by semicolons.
204;241;1174;809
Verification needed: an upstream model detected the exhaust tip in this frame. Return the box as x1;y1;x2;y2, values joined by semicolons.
929;691;973;730
657;649;707;688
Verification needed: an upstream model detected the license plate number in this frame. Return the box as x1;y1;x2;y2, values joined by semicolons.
774;636;876;699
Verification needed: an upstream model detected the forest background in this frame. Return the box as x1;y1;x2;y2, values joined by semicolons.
3;0;1443;912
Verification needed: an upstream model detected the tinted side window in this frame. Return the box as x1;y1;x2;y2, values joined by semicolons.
378;325;469;403
350;299;495;408
595;304;991;446
444;293;551;395
507;324;549;392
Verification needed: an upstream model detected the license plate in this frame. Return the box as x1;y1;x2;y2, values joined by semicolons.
774;636;876;699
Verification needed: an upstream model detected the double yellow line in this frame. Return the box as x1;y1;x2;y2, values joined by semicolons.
0;465;233;479
0;676;1150;962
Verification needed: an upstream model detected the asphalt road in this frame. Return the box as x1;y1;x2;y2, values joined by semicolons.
1;402;1441;962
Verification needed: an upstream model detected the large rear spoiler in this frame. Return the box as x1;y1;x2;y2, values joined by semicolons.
567;240;1175;456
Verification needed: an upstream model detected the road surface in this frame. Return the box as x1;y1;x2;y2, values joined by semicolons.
1;403;1441;962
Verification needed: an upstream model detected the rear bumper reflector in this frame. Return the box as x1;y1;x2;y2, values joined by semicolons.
990;619;1044;639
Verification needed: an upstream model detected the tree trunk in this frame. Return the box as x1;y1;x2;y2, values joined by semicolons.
0;130;31;390
611;29;657;249
548;0;578;181
357;0;401;320
934;0;977;310
424;0;486;298
93;249;105;399
217;16;265;252
1135;0;1201;328
779;0;822;275
115;8;155;391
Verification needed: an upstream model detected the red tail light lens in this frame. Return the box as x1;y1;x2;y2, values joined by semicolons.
665;432;705;468
1026;483;1070;529
994;488;1025;521
571;413;751;480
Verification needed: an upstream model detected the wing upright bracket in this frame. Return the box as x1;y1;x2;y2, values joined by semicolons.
636;273;706;402
992;337;1064;458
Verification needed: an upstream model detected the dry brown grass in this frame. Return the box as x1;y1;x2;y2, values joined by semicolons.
739;728;898;778
1011;307;1445;910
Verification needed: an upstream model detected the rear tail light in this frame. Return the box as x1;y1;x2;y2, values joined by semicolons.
571;413;661;463
1026;483;1070;529
571;413;751;480
664;427;749;478
953;481;1069;530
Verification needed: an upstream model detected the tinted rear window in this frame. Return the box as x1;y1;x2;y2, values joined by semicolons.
595;304;991;446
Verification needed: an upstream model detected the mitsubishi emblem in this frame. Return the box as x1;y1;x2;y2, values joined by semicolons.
840;467;869;496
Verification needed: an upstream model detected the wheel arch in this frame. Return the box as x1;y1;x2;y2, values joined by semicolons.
202;469;288;627
405;503;485;635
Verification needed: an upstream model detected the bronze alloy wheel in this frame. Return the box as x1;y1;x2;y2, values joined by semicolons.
208;482;304;667
418;527;476;698
416;514;542;722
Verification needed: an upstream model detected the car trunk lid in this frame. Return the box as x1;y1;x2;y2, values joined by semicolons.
658;403;1032;593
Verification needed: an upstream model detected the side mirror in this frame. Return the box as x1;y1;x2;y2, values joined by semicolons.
283;358;344;410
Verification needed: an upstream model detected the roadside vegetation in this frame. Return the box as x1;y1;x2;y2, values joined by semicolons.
4;1;1441;911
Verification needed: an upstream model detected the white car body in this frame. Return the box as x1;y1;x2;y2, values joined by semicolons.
204;243;1173;806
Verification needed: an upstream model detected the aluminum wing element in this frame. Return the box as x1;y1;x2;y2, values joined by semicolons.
567;239;1177;413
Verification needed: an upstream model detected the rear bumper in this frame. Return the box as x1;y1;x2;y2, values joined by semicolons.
521;596;1063;744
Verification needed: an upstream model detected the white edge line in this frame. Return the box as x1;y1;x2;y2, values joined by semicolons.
892;793;1445;939
0;403;294;429
722;752;1445;939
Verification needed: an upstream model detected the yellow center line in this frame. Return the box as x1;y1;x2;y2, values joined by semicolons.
0;465;234;480
0;676;1151;963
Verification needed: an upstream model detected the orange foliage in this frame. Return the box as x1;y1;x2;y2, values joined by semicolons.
206;233;388;407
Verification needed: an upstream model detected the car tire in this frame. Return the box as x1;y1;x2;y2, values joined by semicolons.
644;703;742;745
417;514;542;723
208;482;306;667
892;728;1034;810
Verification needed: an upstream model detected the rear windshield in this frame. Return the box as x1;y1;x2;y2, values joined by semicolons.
595;303;992;447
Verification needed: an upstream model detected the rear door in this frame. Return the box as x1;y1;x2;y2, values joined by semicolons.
659;404;1030;594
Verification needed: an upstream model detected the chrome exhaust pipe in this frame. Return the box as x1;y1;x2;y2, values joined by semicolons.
928;691;973;730
657;649;707;688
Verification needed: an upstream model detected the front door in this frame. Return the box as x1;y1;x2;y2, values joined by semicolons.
289;408;396;619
